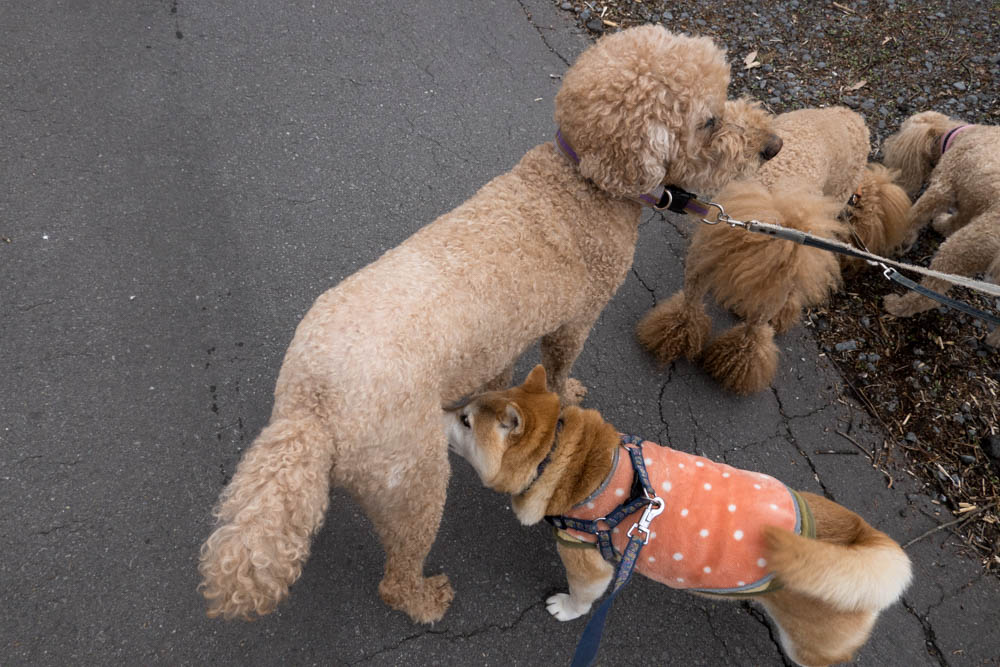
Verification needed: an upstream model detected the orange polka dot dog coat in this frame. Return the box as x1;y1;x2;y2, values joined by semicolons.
551;435;814;595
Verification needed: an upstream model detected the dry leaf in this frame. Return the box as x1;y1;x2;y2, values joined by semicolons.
743;50;761;70
845;79;868;92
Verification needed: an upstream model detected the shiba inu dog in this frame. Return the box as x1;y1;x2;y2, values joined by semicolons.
445;366;912;667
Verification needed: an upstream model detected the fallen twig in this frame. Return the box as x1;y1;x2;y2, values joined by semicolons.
902;507;987;550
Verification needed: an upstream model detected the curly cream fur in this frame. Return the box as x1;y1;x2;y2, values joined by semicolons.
198;25;779;624
639;107;912;394
881;111;1000;345
842;163;913;273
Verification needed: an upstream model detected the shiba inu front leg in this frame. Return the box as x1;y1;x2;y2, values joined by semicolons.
546;541;614;621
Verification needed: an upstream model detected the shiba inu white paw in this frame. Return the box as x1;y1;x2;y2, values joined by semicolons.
546;593;590;621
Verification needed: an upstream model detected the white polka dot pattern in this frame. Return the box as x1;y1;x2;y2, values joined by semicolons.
559;437;800;593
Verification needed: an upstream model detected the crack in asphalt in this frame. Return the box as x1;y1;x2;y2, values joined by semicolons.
741;602;796;667
514;0;571;67
901;597;948;667
349;600;545;664
655;373;674;444
770;386;835;500
631;266;657;305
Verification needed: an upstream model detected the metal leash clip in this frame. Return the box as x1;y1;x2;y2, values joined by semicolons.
626;496;665;544
699;201;726;225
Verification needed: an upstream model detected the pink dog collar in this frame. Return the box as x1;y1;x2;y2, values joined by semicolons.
940;124;971;154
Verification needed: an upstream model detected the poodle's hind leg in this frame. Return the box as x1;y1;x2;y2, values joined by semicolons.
356;416;454;624
199;416;336;620
886;213;1000;317
541;316;598;405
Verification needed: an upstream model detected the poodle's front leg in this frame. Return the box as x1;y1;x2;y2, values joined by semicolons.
903;178;954;245
886;214;1000;317
541;316;597;405
481;361;516;392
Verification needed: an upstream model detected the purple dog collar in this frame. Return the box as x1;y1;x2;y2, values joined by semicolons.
940;124;971;154
554;129;712;217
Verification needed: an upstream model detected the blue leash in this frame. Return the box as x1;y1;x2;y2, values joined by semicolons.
546;437;665;667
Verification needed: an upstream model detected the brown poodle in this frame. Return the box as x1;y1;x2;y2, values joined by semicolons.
882;111;1000;347
197;25;780;625
637;107;911;394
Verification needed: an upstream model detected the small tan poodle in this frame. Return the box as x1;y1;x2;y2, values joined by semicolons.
637;107;911;394
197;25;780;625
882;111;1000;346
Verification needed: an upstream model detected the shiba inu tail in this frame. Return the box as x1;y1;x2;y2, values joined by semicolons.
199;416;335;619
764;502;912;612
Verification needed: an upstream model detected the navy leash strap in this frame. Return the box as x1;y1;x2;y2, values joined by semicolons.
882;267;1000;328
570;530;646;667
556;439;664;667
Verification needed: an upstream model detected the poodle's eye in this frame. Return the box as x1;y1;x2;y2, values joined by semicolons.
703;117;717;130
460;413;471;428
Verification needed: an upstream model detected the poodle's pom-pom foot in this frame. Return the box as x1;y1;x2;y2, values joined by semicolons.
561;377;588;406
637;291;711;364
884;292;935;317
379;573;455;624
700;323;779;395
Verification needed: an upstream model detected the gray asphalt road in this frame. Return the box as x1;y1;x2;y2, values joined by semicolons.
2;1;997;664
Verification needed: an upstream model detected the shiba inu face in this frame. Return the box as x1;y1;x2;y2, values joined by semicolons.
444;366;561;494
445;395;525;487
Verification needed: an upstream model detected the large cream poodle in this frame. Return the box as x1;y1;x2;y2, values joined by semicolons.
197;26;780;624
637;107;911;394
882;111;1000;347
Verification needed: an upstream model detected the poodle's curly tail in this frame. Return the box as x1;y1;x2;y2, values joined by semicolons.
764;493;912;612
198;416;335;620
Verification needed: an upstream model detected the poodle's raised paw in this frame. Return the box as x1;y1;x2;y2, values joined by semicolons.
379;573;454;624
931;211;962;237
884;292;935;318
561;378;588;406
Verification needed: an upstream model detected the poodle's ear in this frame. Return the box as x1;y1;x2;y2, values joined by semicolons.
521;365;548;393
573;120;674;197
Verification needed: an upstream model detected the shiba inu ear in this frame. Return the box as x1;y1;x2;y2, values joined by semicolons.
522;365;548;393
503;403;524;436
